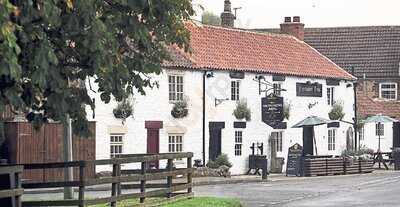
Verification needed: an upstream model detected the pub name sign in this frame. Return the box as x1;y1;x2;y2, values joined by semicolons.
261;95;284;126
296;82;322;97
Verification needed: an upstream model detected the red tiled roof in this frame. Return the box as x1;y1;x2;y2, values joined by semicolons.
165;22;355;80
357;92;400;119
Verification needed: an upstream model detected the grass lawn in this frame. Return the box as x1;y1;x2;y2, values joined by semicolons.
88;197;242;207
162;197;242;207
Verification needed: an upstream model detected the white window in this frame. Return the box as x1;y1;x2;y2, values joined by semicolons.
328;129;336;151
231;80;240;100
273;83;282;96
327;87;335;106
234;131;243;156
379;83;397;100
110;134;124;158
359;127;365;141
376;123;384;137
272;131;283;152
168;134;183;153
168;75;184;101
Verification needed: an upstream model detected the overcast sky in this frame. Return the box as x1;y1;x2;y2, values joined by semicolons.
192;0;400;29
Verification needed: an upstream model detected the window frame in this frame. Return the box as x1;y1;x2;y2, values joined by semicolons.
375;123;385;137
379;82;397;100
359;126;365;141
231;80;240;101
168;74;184;102
271;131;283;152
168;134;184;153
273;83;282;96
234;131;243;156
328;129;336;151
110;134;124;158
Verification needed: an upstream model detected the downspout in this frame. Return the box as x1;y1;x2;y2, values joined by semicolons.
202;71;206;165
352;67;358;151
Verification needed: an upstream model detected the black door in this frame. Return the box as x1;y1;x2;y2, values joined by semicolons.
209;122;225;161
393;122;400;148
302;126;314;156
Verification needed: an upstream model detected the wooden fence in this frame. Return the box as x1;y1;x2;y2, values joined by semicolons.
21;152;193;207
302;157;374;177
0;165;23;207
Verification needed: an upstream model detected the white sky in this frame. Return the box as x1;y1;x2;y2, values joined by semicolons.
192;0;400;29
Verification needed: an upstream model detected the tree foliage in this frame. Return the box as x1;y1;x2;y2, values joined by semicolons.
201;11;220;26
0;0;194;134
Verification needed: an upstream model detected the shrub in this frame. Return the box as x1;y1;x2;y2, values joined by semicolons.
342;146;374;160
171;100;189;118
113;99;133;119
328;102;345;120
233;99;251;121
207;154;232;169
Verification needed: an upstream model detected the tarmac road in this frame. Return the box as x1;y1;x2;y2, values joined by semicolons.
194;171;400;207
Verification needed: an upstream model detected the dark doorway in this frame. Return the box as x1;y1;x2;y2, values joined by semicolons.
145;121;163;169
302;126;314;156
393;122;400;148
209;122;225;161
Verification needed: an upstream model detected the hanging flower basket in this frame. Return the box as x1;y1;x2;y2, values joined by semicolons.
113;100;133;119
233;99;251;121
171;100;189;118
328;102;345;121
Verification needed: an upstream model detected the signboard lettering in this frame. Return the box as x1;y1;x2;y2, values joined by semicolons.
296;82;322;97
261;95;284;127
286;143;303;176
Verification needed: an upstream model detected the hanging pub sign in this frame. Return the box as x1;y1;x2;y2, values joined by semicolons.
286;143;303;176
261;94;284;126
296;82;323;97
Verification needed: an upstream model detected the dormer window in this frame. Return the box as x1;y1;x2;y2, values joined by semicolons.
379;83;397;100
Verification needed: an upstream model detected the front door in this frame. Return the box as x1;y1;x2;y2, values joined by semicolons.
145;121;163;169
303;126;314;156
147;129;159;169
393;122;400;148
209;122;225;161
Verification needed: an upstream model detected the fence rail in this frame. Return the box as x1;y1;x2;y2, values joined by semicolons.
302;157;374;177
21;152;194;207
0;165;23;207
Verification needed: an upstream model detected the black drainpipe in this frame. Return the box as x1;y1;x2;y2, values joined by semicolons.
352;67;358;151
202;71;206;165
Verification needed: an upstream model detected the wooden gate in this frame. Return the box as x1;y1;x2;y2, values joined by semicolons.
4;121;95;182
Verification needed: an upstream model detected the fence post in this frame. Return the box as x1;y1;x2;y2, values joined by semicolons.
15;170;22;207
325;159;328;176
111;163;120;207
167;159;173;198
187;157;192;194
343;157;347;175
78;161;86;207
358;159;362;173
140;162;146;203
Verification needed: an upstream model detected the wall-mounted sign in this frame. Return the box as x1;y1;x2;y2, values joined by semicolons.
229;71;245;79
272;75;286;82
286;143;303;176
296;82;322;97
262;95;284;126
326;79;340;86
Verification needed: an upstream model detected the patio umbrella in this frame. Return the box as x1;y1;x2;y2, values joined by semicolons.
292;116;331;155
364;114;398;169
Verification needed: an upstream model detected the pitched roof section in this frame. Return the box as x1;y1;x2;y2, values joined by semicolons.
165;22;355;80
304;26;400;78
357;92;400;119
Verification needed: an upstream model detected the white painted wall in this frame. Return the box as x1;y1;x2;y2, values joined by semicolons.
360;122;394;152
87;68;355;174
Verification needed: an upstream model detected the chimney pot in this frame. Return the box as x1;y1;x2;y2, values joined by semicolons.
221;0;235;27
293;16;301;23
284;17;292;23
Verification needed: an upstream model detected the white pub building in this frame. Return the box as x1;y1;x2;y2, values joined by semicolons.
87;17;357;175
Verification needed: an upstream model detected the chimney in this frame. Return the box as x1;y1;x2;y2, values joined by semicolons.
221;0;235;27
280;16;305;41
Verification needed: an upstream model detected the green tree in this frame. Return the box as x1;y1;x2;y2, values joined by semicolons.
201;11;221;26
0;0;194;134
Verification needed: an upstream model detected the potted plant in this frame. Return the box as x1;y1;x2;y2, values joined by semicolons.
233;99;251;121
171;99;189;118
328;102;345;121
113;99;133;119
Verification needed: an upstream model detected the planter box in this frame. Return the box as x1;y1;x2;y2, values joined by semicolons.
302;157;373;177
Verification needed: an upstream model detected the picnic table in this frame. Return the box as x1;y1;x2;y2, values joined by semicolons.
373;152;393;170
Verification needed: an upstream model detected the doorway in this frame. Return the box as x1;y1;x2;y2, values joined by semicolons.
302;126;314;156
209;122;225;161
393;122;400;148
145;121;163;169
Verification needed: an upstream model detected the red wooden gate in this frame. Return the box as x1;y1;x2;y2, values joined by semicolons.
4;121;95;182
